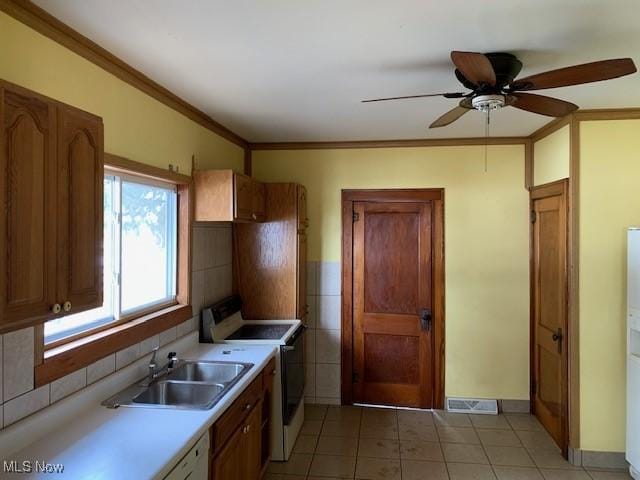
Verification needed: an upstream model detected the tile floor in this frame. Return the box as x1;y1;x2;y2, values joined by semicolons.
266;405;632;480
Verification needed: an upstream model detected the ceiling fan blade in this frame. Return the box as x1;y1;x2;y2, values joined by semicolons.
450;51;496;87
362;92;465;103
429;104;471;128
511;93;578;117
510;58;637;91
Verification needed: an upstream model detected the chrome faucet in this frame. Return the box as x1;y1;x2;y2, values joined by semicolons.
146;347;179;384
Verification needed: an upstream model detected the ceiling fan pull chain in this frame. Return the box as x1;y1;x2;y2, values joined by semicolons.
484;110;490;173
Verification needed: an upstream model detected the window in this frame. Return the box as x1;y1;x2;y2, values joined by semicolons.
45;171;178;344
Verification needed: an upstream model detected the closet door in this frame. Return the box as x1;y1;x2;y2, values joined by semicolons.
0;83;58;328
56;104;103;316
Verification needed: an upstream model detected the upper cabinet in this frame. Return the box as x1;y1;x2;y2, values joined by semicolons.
0;81;103;331
56;104;104;315
193;169;265;222
235;183;308;321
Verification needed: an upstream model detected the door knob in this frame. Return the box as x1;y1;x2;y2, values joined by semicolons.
419;308;432;331
552;328;563;353
63;301;72;312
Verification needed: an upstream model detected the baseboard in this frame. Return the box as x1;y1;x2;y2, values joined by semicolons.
568;447;629;470
499;399;531;413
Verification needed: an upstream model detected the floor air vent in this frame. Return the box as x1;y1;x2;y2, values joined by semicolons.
446;398;498;415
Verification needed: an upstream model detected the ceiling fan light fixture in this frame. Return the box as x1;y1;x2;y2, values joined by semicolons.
471;94;506;112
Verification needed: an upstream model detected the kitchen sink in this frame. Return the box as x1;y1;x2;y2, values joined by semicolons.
133;381;225;408
167;361;248;384
102;360;254;410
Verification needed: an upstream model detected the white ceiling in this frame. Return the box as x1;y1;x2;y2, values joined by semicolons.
34;0;640;142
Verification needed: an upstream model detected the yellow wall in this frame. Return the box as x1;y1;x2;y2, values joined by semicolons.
254;145;530;400
533;124;570;186
579;119;640;451
0;12;243;173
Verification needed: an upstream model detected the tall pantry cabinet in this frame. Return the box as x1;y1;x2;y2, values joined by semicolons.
0;81;103;331
234;183;308;321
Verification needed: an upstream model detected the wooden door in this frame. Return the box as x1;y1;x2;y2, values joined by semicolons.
0;83;58;327
57;104;103;315
243;401;262;480
234;173;253;221
212;424;245;480
353;201;433;407
531;180;568;452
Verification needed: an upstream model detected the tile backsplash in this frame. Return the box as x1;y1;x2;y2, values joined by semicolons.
0;223;233;429
306;260;342;405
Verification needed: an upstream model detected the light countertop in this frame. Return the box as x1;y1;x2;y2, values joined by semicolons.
1;343;277;480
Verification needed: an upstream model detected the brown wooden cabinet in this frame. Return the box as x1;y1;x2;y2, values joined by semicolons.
0;81;103;331
56;104;104;314
193;169;265;222
210;358;275;480
234;184;308;321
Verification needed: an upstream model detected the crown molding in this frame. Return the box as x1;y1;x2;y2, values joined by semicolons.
249;137;529;151
0;0;248;148
573;107;640;121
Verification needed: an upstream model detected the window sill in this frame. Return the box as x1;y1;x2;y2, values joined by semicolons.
35;304;193;387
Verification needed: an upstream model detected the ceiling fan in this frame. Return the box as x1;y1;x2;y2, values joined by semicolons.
362;52;637;128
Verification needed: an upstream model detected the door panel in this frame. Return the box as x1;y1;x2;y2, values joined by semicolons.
0;86;57;326
57;105;103;315
353;201;433;408
212;424;244;480
531;182;568;452
296;233;307;319
244;401;262;480
363;211;420;314
297;185;307;231
234;173;253;221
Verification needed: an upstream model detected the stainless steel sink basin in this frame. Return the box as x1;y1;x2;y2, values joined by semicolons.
167;361;248;384
133;381;225;408
102;360;254;410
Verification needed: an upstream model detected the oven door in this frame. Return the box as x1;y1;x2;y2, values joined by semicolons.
281;325;305;425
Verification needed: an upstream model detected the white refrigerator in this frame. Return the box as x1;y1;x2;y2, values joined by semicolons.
628;228;640;479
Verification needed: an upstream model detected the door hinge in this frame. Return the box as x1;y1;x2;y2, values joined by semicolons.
352;372;359;383
530;210;537;224
353;212;360;222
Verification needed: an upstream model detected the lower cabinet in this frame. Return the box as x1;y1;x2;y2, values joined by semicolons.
210;357;275;480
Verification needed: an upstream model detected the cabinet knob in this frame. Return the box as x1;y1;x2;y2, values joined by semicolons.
51;303;62;314
251;213;257;220
63;301;72;312
244;403;251;410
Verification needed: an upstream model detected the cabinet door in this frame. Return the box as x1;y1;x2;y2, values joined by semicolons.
0;84;58;327
297;185;308;231
251;180;266;222
297;233;308;319
56;105;103;315
212;424;244;480
244;400;263;480
234;173;253;221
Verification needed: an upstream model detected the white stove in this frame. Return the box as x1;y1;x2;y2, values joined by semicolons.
200;298;305;461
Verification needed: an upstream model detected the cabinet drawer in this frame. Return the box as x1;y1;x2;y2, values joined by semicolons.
212;375;262;453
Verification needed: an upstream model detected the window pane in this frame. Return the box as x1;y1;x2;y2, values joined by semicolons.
120;180;177;314
44;177;117;343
